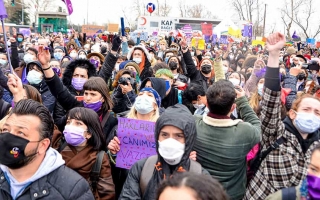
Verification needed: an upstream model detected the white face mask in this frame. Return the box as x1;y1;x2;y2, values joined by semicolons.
193;102;205;110
150;42;155;46
134;95;155;114
190;52;195;56
79;55;87;59
70;52;78;59
158;138;185;165
115;63;120;72
27;70;43;85
228;78;240;86
0;59;8;66
223;66;229;74
133;57;142;64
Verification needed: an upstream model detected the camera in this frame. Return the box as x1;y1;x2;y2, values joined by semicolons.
118;77;135;86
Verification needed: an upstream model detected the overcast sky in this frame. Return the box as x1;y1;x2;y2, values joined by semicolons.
57;0;320;38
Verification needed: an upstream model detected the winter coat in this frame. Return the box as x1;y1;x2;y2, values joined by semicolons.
244;67;320;200
193;96;261;200
111;86;136;114
0;99;10;120
127;46;153;81
119;104;209;200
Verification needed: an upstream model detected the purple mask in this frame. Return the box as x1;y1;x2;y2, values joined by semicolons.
307;174;320;199
72;78;87;91
52;68;61;76
63;125;87;146
83;99;103;112
90;58;99;68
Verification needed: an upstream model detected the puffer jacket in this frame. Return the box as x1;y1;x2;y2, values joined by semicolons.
245;67;320;200
0;166;94;200
119;104;209;200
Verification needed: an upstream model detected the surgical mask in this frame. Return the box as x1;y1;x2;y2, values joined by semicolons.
23;54;34;64
133;57;142;64
17;38;23;42
70;52;78;59
0;59;8;66
0;132;39;169
243;48;247;51
201;65;212;74
83;98;103;112
27;70;43;85
134;95;155;114
63;125;87;146
307;174;320;199
229;78;240;86
79;55;87;59
150;42;155;46
72;77;87;91
257;84;264;96
279;56;283;62
165;57;169;64
115;63;120;72
158;138;185;165
54;52;63;60
294;111;320;134
223;66;228;74
193;102;205;110
191;52;195;56
7;41;11;47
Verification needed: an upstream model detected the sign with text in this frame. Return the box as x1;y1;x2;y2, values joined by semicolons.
116;117;157;169
201;23;212;36
82;25;104;36
107;23;119;33
130;32;148;44
160;19;174;32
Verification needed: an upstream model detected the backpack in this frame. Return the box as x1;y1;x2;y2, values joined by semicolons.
58;142;105;192
247;136;286;184
139;155;202;196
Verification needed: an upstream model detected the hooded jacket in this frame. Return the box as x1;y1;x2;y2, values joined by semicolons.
0;148;94;200
140;77;167;100
127;46;153;82
119;104;208;200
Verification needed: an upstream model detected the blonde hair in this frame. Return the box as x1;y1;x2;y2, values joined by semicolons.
249;89;261;115
126;105;160;122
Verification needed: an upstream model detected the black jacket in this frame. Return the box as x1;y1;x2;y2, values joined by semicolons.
0;166;94;200
0;99;10;119
183;50;209;91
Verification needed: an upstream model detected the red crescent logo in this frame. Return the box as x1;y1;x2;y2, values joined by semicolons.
140;17;147;26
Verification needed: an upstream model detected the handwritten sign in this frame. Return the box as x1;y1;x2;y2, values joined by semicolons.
201;23;212;36
116;117;157;169
130;32;148;44
81;25;104;36
108;23;119;33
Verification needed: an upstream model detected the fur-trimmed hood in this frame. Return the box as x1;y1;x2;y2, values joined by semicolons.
127;45;151;62
62;59;97;87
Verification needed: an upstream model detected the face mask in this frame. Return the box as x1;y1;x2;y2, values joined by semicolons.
229;78;240;86
293;111;320;134
207;45;211;49
158;138;185;165
297;73;306;81
134;95;155;114
83;98;103;112
307;174;320;199
72;77;87;91
0;59;8;66
290;58;293;64
190;52;195;56
279;56;283;62
115;63;120;72
63;125;87;146
150;42;155;46
27;70;43;85
243;48;247;51
169;62;178;70
201;64;212;74
70;52;78;59
17;38;23;42
223;66;228;74
133;57;142;64
23;54;34;64
0;132;39;169
257;84;264;96
240;82;245;87
79;55;87;59
54;52;63;60
165;57;169;64
52;68;61;76
193;101;205;110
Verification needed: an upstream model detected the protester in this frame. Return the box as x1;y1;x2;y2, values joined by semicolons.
0;99;94;199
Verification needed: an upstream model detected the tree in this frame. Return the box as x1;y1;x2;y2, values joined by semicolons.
9;9;30;25
26;0;56;23
178;0;188;17
281;0;303;40
177;3;216;18
158;0;171;17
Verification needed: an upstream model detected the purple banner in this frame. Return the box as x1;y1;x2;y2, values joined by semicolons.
64;0;73;15
243;25;252;38
204;35;211;43
219;35;228;44
116;117;157;169
211;34;217;44
19;28;31;37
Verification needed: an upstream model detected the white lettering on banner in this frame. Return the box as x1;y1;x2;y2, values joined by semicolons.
160;20;174;32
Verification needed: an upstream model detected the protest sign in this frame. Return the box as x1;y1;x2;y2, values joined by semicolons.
19;28;31;37
252;40;265;46
108;23;119;33
116;117;157;169
219;35;228;44
201;23;212;36
198;39;205;50
130;32;148;44
82;25;104;36
306;38;316;45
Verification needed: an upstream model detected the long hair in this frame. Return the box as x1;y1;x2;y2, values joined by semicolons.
248;89;261;115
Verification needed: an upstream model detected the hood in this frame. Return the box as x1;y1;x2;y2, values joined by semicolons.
140;77;167;99
0;148;65;199
62;59;97;87
26;61;44;75
155;104;196;165
127;45;151;62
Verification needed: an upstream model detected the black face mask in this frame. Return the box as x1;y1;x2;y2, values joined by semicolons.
201;65;212;74
169;61;178;70
297;73;306;81
0;132;39;169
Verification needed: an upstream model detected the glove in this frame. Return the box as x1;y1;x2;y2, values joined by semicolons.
111;36;122;52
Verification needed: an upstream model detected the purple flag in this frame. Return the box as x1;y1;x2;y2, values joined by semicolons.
0;0;8;19
62;0;73;15
292;31;299;39
244;25;253;38
219;35;228;44
211;34;217;44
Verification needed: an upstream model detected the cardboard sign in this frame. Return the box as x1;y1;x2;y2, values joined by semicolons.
116;117;157;169
82;25;104;36
130;32;148;44
201;23;212;36
108;23;119;33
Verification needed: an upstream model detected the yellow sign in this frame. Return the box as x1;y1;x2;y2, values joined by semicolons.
191;38;205;50
252;40;265;46
228;27;241;38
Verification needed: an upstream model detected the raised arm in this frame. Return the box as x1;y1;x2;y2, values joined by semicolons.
180;37;198;79
213;50;225;82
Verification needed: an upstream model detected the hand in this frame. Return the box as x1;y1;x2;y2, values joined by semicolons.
108;136;121;155
235;86;246;98
179;36;187;48
7;74;23;96
9;37;16;43
266;32;285;56
189;151;197;161
37;46;51;66
254;58;265;69
111;36;122;51
290;65;302;76
120;81;133;94
215;49;223;59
